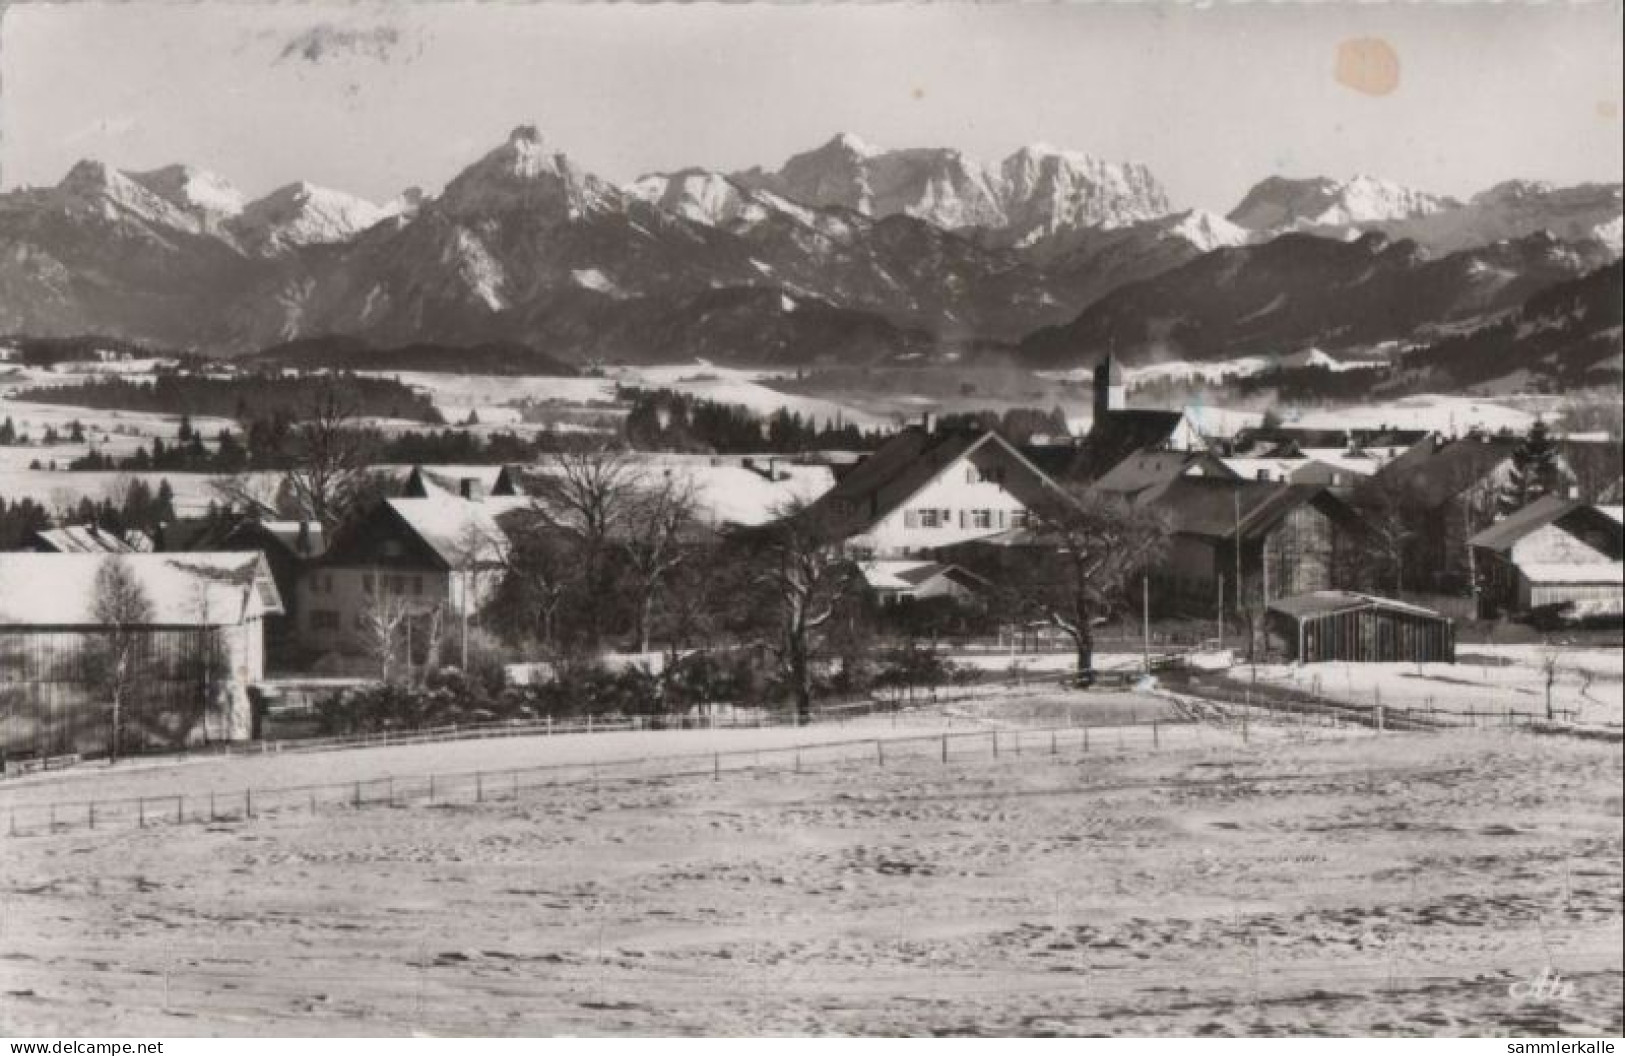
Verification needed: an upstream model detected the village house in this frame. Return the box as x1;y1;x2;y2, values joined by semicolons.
0;552;281;759
859;559;986;606
1143;476;1363;612
299;492;510;660
1370;433;1564;596
807;418;1068;559
1468;495;1624;619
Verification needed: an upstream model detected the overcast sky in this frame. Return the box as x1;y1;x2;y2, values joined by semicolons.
2;2;1620;213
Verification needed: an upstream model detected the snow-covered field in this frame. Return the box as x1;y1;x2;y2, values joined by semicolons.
1240;645;1623;728
2;721;1617;1036
356;362;889;432
1281;396;1536;436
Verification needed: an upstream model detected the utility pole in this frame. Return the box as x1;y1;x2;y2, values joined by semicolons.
1217;574;1225;650
460;569;471;671
1142;574;1152;674
1234;488;1247;661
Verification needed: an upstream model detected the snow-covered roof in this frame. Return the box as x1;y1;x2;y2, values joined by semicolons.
34;524;140;554
1520;563;1623;586
386;497;508;569
1267;590;1449;621
0;553;282;627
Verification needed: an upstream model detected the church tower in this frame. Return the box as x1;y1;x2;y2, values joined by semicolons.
1093;355;1126;420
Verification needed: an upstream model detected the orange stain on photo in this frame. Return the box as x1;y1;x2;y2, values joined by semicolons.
1335;37;1401;97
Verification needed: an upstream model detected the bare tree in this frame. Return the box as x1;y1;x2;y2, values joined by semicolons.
1348;472;1419;596
492;512;579;654
730;499;865;724
207;472;282;519
526;448;646;647
359;571;413;683
90;556;154;761
620;472;701;655
960;487;1170;683
282;379;376;531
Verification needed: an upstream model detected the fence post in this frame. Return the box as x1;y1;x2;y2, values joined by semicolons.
713;754;720;781
139;798;145;829
476;772;485;803
1083;726;1089;753
210;791;216;822
354;781;361;809
176;796;183;825
877;740;885;767
942;735;948;764
309;790;316;815
795;750;801;775
245;789;253;819
429;775;436;804
1153;721;1159;749
1241;713;1249;744
1051;730;1057;755
89;802;95;831
8;809;14;837
49;804;56;833
992;731;999;758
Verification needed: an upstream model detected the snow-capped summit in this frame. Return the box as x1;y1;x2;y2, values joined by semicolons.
1228;174;1460;233
127;164;245;221
729;136;1169;244
827;132;880;158
1150;209;1252;253
50;159;216;233
229;181;387;254
998;146;1170;243
628;169;758;227
437;124;624;220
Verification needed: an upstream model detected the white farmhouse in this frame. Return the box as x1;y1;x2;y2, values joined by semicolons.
809;418;1068;559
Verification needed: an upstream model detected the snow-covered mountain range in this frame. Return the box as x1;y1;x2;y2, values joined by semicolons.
0;124;1618;368
636;133;1172;249
1228;174;1622;254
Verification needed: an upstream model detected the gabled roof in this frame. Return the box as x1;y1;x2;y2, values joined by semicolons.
0;553;283;627
1377;436;1519;509
1468;495;1624;557
33;525;139;554
385;497;509;569
1094;450;1236;499
811;426;1060;534
1145;477;1339;543
1267;590;1448;622
396;464;522;500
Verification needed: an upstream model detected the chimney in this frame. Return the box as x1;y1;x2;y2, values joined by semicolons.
296;519;312;556
921;412;938;434
460;477;485;502
1256;469;1271;482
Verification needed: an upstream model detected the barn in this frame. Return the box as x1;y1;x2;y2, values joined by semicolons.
0;553;281;761
1468;495;1623;618
1266;592;1455;664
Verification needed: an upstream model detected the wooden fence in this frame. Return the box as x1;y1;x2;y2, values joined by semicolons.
3;717;1221;839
